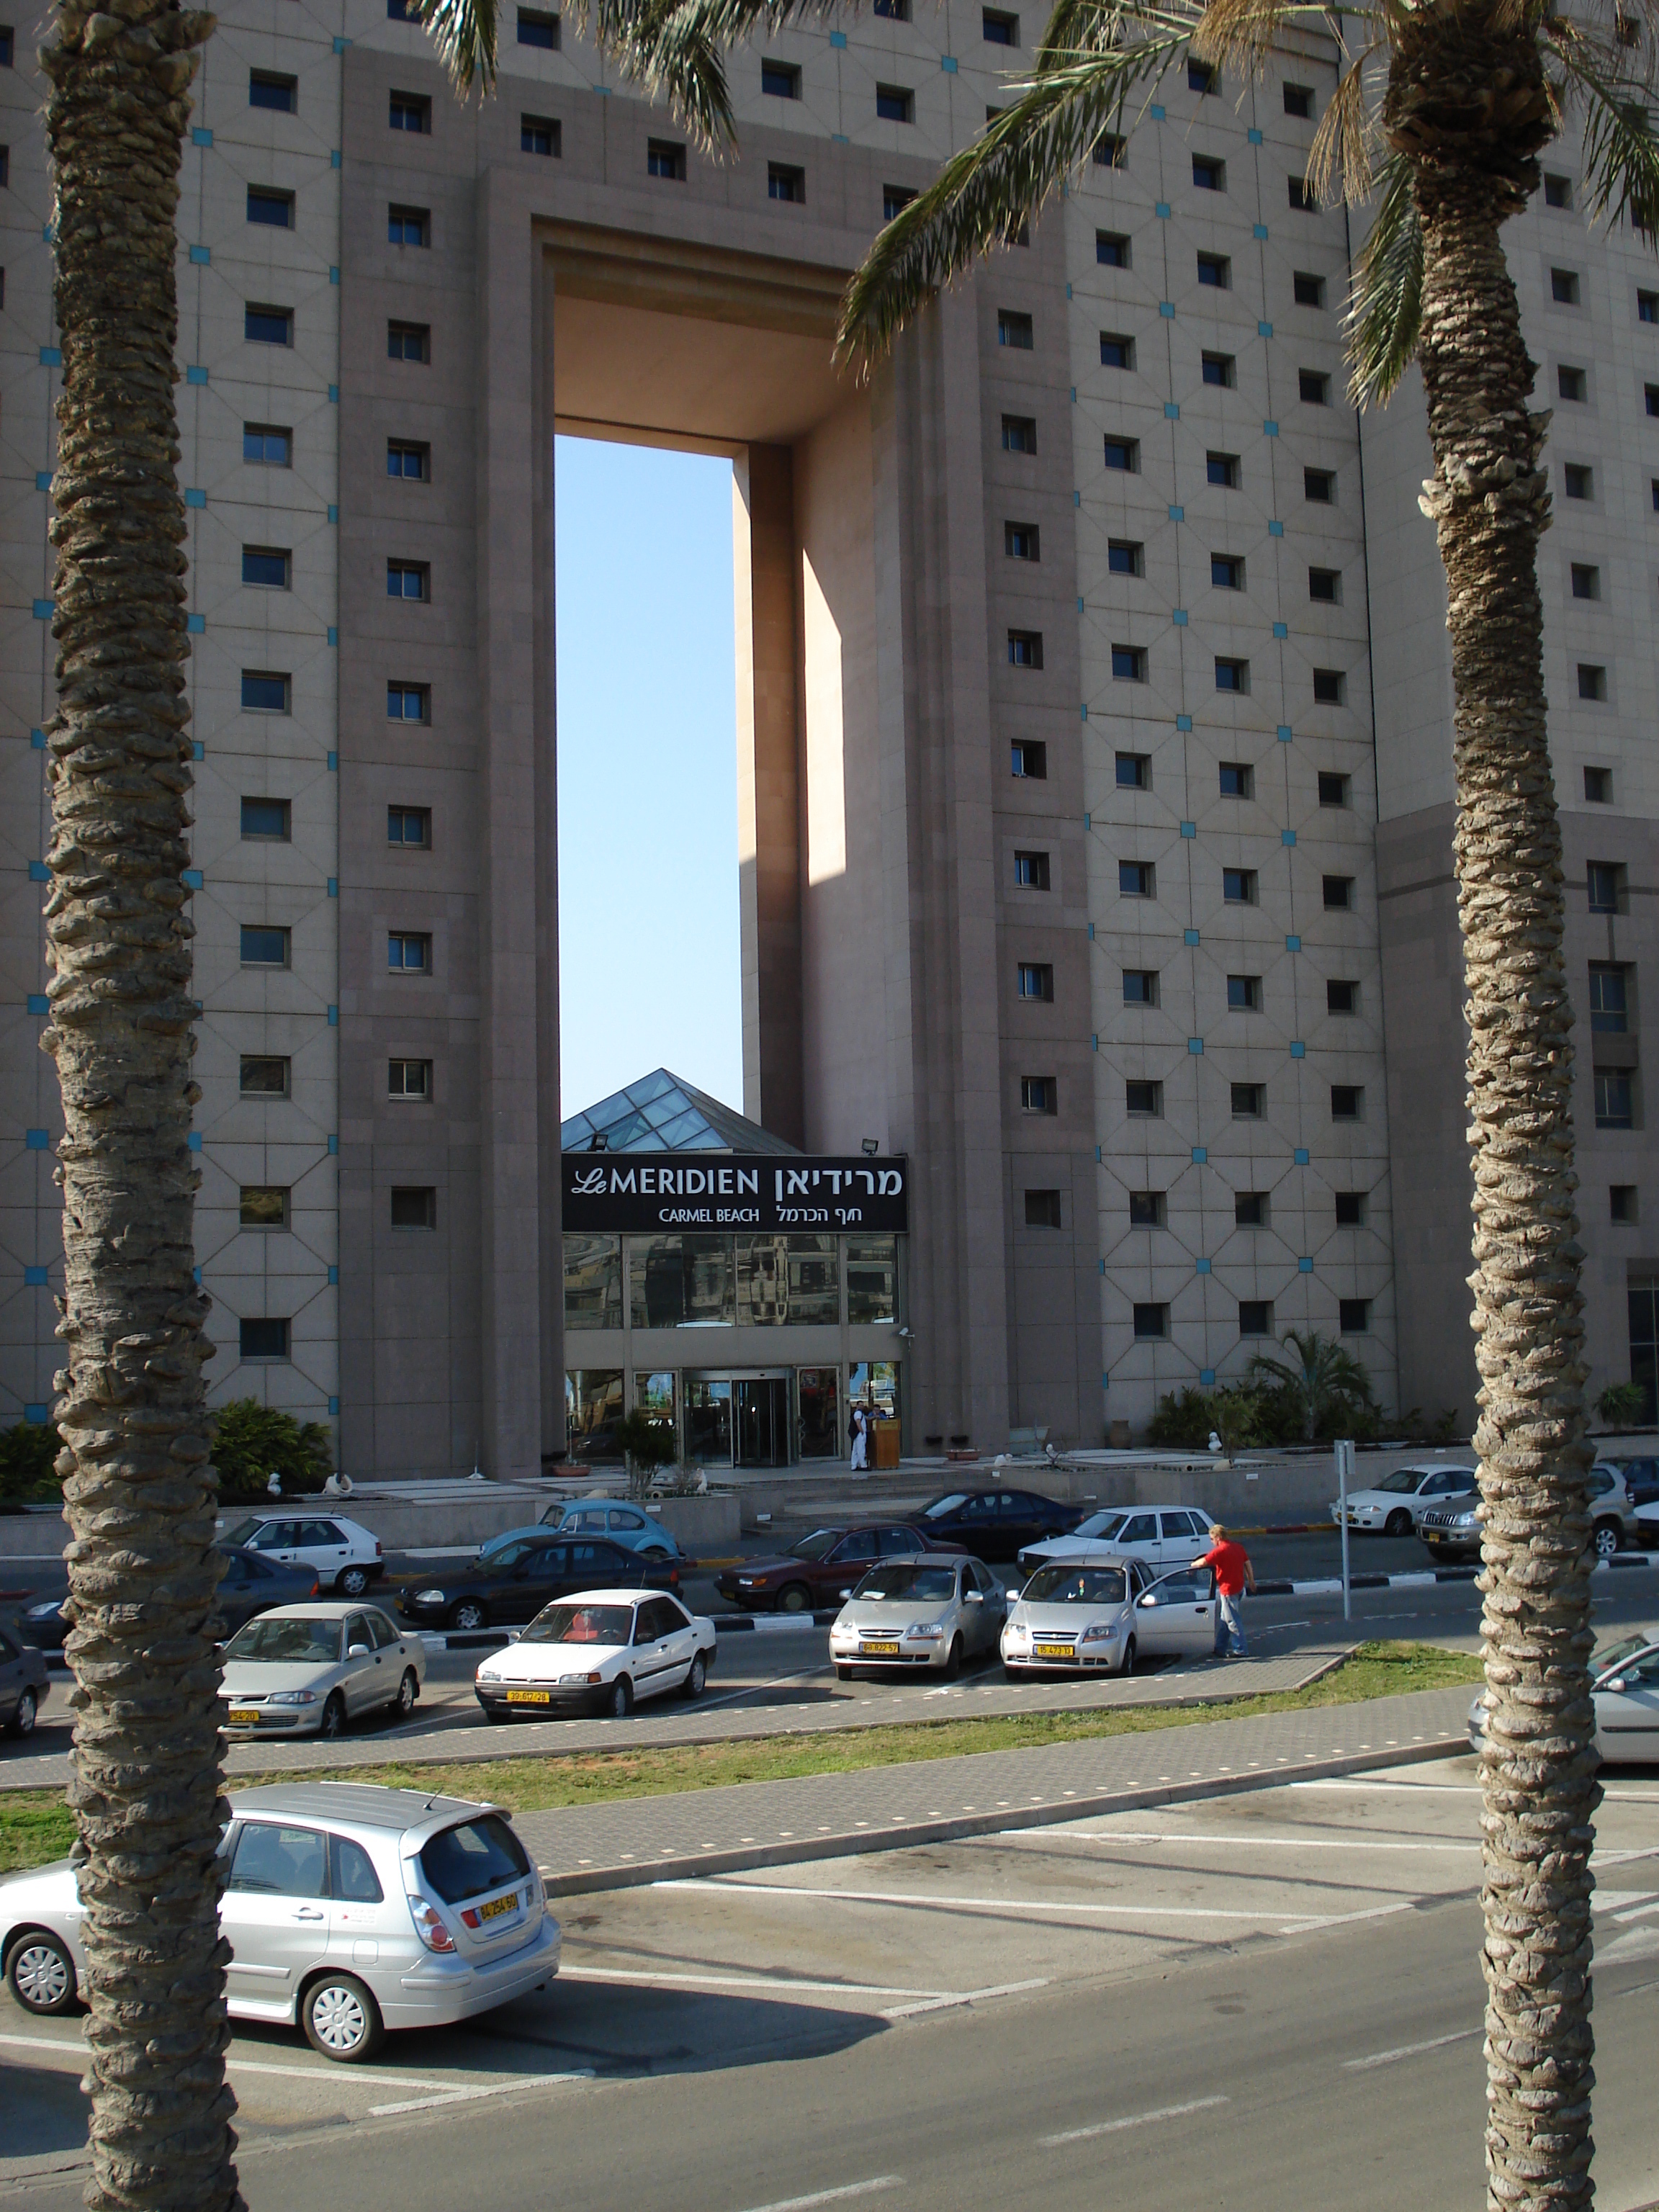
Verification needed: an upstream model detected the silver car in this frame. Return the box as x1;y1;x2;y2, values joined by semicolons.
1;1781;561;2061
1002;1559;1220;1676
829;1555;1006;1679
1469;1630;1659;1764
219;1603;425;1740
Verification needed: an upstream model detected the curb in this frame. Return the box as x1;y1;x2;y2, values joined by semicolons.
426;1609;838;1652
538;1729;1470;1897
1253;1552;1659;1598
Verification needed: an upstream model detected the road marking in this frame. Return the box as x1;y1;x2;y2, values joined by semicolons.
1018;1830;1475;1854
1279;1900;1419;1936
1344;2028;1481;2071
1296;1779;1659;1803
1040;2094;1229;2146
657;1878;1352;1924
879;1977;1049;2019
561;1965;966;2000
0;2031;443;2092
368;2068;595;2118
729;2181;902;2212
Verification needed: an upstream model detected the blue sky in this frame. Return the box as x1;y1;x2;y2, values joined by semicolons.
554;436;742;1121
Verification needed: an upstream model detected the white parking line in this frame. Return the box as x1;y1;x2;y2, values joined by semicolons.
559;1965;992;2000
1278;1901;1419;1936
1022;1830;1475;1853
1040;2094;1230;2146
879;1978;1050;2020
1344;2028;1481;2071
368;2068;595;2118
0;2031;444;2092
656;1878;1367;1925
730;2180;902;2212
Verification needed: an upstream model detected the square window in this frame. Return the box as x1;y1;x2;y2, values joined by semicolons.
1197;253;1231;288
240;1186;289;1231
882;184;915;221
1100;331;1135;369
1218;760;1252;796
984;7;1017;41
1025;1189;1063;1228
250;70;297;112
1557;364;1586;402
1293;270;1324;307
876;84;914;122
521;114;560;155
768;163;805;202
239;1317;290;1362
1544;173;1571;207
1583;765;1612;803
1327;979;1359;1013
246;186;294;229
1231;1082;1264;1117
1595;1070;1635;1128
1238;1300;1273;1337
1108;539;1144;575
874;0;909;16
1097;231;1130;267
1002;415;1037;452
761;58;799;96
1123;969;1159;1006
387;559;428;601
1208;451;1240;487
1588;860;1625;913
1020;1075;1058;1114
1017;962;1053;1000
1318;770;1350;806
1007;629;1043;667
389;804;432;848
1094;132;1126;168
1588;961;1628;1033
1202;351;1235;387
1323;874;1354;910
242;545;290;589
1235;1192;1268;1226
1288;176;1316;212
240;797;290;841
1339;1298;1370;1334
1011;739;1047;778
1129;1191;1166;1227
245;423;292;465
1116;751;1150;788
1104;437;1140;472
1125;1079;1162;1116
1005;522;1040;559
1565;463;1593;500
1120;860;1155;898
1215;656;1249;691
1013;849;1050;889
1570;562;1599;599
391;1186;438;1229
1212;553;1244;589
1112;644;1148;682
388;204;429;247
647;139;685;179
1640;292;1659;323
389;931;432;974
240;924;290;967
1133;1301;1169;1339
1192;155;1225;191
389;1058;433;1100
1299;368;1329;404
388;320;431;362
1610;1184;1638;1224
389;91;431;132
387;682;430;722
1227;973;1262;1010
1309;566;1341;603
240;670;290;714
1223;868;1257;904
1189;58;1218;92
387;439;430;480
1552;267;1580;305
997;308;1034;349
1334;1190;1366;1226
240;1056;290;1097
1331;1084;1363;1119
1283;82;1313;118
245;303;292;346
1578;662;1606;701
1647;385;1659;418
1313;667;1345;704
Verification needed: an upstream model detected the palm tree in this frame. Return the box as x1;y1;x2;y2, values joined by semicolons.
601;2;1640;2201
36;2;503;2204
1247;1328;1377;1444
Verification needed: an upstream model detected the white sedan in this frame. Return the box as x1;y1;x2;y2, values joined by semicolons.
219;1604;424;1740
1017;1505;1212;1577
1331;1464;1478;1537
1002;1559;1220;1675
474;1589;716;1719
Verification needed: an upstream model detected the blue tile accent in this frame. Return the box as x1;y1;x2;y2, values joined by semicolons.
186;613;205;634
1253;225;1269;242
27;861;48;882
1282;829;1296;847
193;126;213;146
189;245;211;266
1087;922;1095;940
41;224;53;243
187;1130;202;1151
941;53;957;70
1248;127;1263;144
325;503;341;526
32;600;52;620
193;1266;202;1285
830;27;846;43
1263;419;1279;436
35;472;51;492
1077;596;1084;613
328;1134;340;1156
1095;1144;1102;1163
1159;301;1175;318
27;994;48;1015
331;149;342;168
184;487;206;508
1290;1039;1305;1057
328;385;340;403
328;877;338;898
1268;518;1284;536
1200;1367;1217;1385
192;741;204;761
328;1396;341;1416
1176;714;1192;731
1257;316;1272;333
1071;387;1077;405
1084;812;1091;830
39;347;62;367
24;1265;48;1286
1080;703;1088;720
1277;724;1292;741
328;626;338;646
181;868;202;889
24;1404;48;1425
328;1004;339;1026
330;266;341;285
1100;1258;1106;1275
1184;928;1200;947
1180;821;1196;837
1285;933;1300;950
328;1264;340;1285
1172;608;1188;626
1298;1255;1314;1272
327;750;338;770
1150;103;1166;120
333;33;350;50
30;729;45;749
1169;503;1184;521
1191;1145;1208;1164
1066;284;1073;301
1164;401;1180;420
1295;1147;1310;1164
1272;621;1287;639
1188;1038;1204;1056
1074;490;1080;506
1102;1372;1111;1393
26;1128;51;1150
832;132;850;143
1195;1255;1211;1272
1155;201;1171;218
1092;1033;1099;1051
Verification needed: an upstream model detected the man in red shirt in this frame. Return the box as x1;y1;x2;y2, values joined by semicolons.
1193;1524;1256;1658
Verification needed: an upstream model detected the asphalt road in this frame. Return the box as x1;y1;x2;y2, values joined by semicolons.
4;1753;1657;2211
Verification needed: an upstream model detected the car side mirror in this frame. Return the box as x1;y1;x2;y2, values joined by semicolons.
1601;1676;1627;1692
1005;1588;1022;1602
1139;1595;1158;1609
840;1588;853;1601
347;1642;369;1658
965;1589;982;1604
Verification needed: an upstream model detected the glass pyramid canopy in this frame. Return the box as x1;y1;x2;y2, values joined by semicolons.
561;1069;801;1156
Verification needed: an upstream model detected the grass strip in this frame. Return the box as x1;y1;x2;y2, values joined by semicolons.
0;1642;1477;1874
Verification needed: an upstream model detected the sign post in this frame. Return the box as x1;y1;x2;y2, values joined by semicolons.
1334;1438;1354;1623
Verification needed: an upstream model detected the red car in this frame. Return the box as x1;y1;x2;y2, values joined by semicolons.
715;1524;967;1614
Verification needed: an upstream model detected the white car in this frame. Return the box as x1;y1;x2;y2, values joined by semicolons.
474;1589;716;1719
1331;1464;1478;1537
1017;1505;1213;1577
217;1511;385;1596
1002;1558;1220;1675
219;1604;425;1741
1470;1630;1659;1763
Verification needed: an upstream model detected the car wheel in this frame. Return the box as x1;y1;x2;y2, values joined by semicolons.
319;1691;346;1741
681;1651;707;1700
606;1676;634;1718
943;1635;963;1682
1383;1510;1413;1539
336;1566;370;1598
451;1600;487;1632
392;1668;418;1719
302;1973;385;2064
8;1686;38;1739
1593;1519;1622;1560
836;1663;855;1682
6;1931;77;2015
778;1582;811;1614
1118;1635;1137;1677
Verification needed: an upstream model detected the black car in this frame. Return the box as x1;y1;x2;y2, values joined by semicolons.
907;1488;1085;1563
397;1534;681;1632
17;1547;320;1653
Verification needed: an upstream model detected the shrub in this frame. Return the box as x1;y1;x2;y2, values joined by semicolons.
1148;1388;1218;1449
0;1421;66;1505
211;1400;333;1503
1596;1381;1647;1432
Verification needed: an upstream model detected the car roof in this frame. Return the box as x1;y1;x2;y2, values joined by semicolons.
541;1586;657;1604
228;1781;498;1831
237;1601;385;1620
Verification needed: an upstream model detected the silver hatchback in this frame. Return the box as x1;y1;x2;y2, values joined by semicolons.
1;1782;560;2062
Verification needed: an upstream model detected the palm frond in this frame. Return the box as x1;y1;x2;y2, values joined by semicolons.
606;0;739;145
1305;44;1381;207
1344;147;1423;405
418;0;500;93
1550;22;1659;235
1190;0;1310;75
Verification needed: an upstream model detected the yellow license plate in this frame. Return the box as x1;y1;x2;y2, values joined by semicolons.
1033;1644;1075;1660
505;1688;551;1704
478;1892;518;1922
861;1641;902;1656
227;1707;259;1725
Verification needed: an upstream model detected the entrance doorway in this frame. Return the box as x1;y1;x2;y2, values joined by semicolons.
685;1371;793;1467
737;1378;791;1467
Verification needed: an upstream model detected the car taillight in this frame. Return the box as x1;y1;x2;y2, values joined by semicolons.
307;1577;319;1596
406;1893;456;1953
375;1540;383;1557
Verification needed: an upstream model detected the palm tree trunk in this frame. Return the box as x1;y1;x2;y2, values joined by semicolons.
1390;28;1599;2212
39;6;239;2210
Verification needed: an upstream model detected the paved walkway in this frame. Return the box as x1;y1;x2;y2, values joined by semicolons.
515;1681;1476;1894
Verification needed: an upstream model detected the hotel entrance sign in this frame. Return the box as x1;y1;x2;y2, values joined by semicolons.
562;1154;909;1233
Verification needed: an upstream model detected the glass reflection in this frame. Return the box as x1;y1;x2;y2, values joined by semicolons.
685;1378;732;1463
847;1236;899;1324
737;1235;839;1325
565;1370;623;1461
564;1234;621;1329
630;1234;734;1328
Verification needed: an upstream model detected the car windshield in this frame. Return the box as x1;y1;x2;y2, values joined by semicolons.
475;1537;539;1570
418;1815;529;1905
1022;1565;1130;1606
1375;1470;1429;1495
220;1518;264;1549
791;1530;841;1561
1074;1511;1129;1541
1592;1631;1656;1677
223;1617;341;1663
851;1564;957;1603
920;1494;969;1519
521;1602;635;1646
